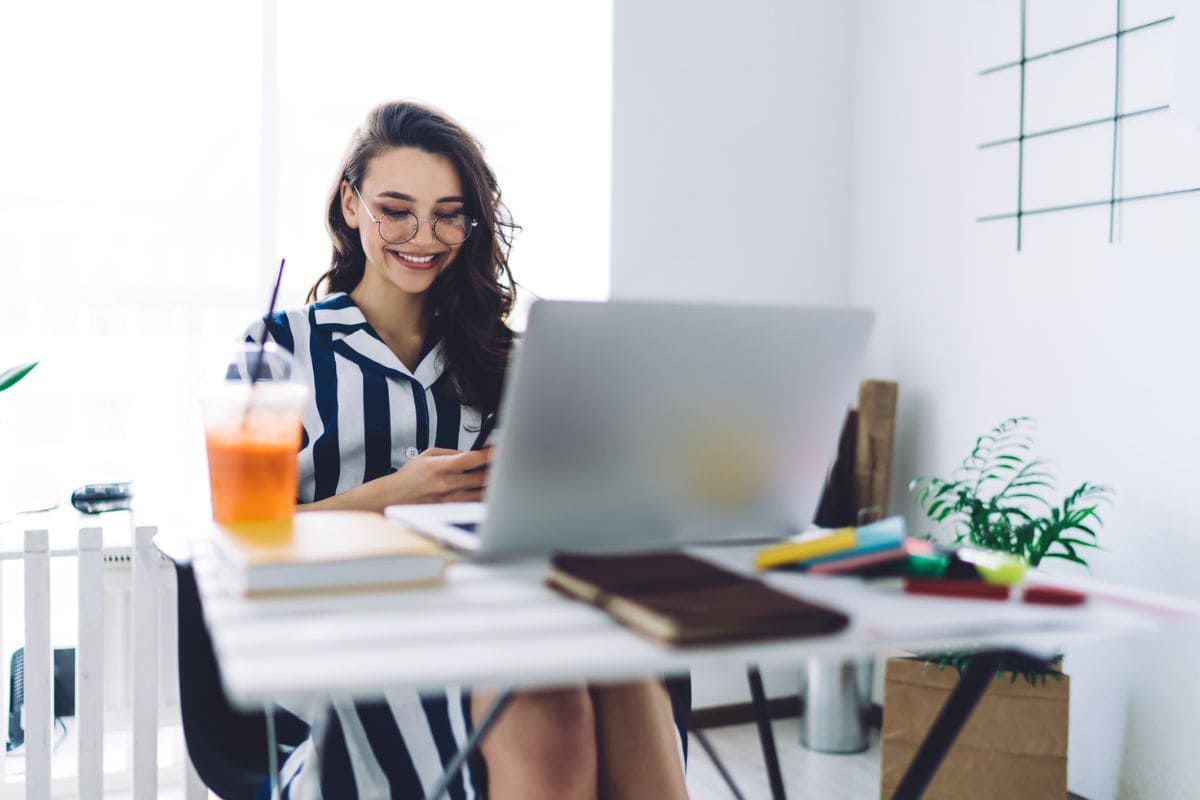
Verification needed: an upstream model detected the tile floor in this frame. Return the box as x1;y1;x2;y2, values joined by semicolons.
687;718;881;799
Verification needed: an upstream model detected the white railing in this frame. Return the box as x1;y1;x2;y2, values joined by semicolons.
0;522;204;798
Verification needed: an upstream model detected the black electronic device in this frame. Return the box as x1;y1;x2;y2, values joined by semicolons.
470;411;497;451
7;647;76;751
70;482;133;514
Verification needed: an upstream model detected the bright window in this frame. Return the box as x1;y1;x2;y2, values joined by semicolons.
0;1;611;522
275;0;613;318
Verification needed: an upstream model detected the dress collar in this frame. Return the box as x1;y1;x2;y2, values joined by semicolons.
311;292;446;388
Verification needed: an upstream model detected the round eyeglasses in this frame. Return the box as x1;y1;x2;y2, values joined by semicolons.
353;185;478;246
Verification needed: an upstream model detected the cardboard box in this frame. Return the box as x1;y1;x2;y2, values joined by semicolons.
880;657;1069;800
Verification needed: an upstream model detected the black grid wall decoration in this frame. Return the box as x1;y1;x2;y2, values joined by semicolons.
977;1;1200;250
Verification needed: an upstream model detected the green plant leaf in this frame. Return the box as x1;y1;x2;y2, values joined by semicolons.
994;454;1025;464
0;361;38;393
1007;477;1055;491
925;481;954;500
917;643;1064;687
1064;511;1099;530
1009;472;1055;484
1055;537;1099;549
1065;482;1113;506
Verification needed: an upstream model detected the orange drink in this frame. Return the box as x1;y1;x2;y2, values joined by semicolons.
202;343;307;525
206;425;302;524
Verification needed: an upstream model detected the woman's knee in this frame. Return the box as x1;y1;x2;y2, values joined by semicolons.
514;687;596;761
478;686;597;779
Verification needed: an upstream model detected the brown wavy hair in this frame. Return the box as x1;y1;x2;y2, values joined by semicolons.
308;100;517;413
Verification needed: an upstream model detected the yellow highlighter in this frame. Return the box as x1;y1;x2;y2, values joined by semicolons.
754;527;858;570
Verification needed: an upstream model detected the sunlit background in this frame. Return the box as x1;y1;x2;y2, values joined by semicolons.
0;0;611;526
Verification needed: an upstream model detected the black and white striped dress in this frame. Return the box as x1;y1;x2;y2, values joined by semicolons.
246;292;690;799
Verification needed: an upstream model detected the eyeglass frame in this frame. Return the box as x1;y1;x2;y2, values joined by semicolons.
352;184;478;246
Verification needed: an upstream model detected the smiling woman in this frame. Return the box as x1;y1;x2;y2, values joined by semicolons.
0;3;614;794
0;0;611;526
344;150;478;342
309;106;518;415
241;99;687;800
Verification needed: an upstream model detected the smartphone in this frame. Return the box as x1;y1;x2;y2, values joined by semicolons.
470;411;498;451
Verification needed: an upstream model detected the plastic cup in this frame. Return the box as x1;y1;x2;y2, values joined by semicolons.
201;343;307;525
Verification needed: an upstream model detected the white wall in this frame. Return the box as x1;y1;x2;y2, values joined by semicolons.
614;0;1200;795
850;2;1200;798
612;0;853;306
611;0;855;708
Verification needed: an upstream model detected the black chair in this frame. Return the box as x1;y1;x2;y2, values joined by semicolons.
161;538;308;799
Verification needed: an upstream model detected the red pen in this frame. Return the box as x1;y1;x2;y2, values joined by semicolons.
904;578;1010;601
1022;585;1087;606
904;578;1088;606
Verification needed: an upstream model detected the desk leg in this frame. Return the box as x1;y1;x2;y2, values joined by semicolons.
890;649;1030;800
425;687;516;800
748;666;787;800
688;724;748;800
265;706;280;800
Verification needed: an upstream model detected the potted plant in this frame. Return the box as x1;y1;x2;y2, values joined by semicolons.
912;416;1109;571
879;417;1111;800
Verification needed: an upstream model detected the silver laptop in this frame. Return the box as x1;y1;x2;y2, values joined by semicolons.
386;299;873;559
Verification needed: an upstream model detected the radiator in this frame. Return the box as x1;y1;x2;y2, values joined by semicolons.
0;524;206;799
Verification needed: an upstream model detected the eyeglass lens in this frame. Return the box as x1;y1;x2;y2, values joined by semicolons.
378;212;472;246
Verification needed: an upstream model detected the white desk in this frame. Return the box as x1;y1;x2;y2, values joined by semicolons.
189;541;1195;711
188;540;1200;800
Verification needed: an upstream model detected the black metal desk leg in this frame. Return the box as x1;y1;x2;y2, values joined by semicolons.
747;666;787;800
688;724;748;800
265;707;280;800
890;650;1013;800
425;687;516;800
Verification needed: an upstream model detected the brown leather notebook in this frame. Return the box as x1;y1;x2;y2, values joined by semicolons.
546;551;849;645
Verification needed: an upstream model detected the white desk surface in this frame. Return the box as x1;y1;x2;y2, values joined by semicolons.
191;540;1200;710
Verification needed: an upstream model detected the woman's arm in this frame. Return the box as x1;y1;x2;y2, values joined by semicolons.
298;447;492;513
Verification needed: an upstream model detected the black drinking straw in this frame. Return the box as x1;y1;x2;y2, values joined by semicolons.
243;258;287;424
251;258;287;383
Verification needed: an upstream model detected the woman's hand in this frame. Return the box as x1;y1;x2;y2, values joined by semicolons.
298;447;492;513
386;447;492;504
